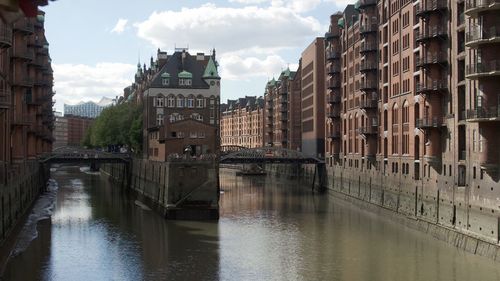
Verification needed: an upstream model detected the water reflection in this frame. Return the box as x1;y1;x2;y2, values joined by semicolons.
2;167;500;281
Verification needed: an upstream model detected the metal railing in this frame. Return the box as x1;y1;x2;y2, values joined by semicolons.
360;41;378;53
326;51;341;60
0;89;10;107
360;61;377;71
12;48;34;61
359;23;378;34
327;94;341;104
359;0;377;8
415;26;448;43
358;126;377;135
466;60;500;76
359;99;378;109
415;79;448;93
466;0;500;14
415;52;448;67
466;25;500;44
416;116;445;128
360;80;378;90
466;107;500;119
13;21;34;33
0;24;12;47
416;0;448;16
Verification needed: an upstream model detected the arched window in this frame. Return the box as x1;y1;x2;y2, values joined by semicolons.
392;103;399;125
402;100;409;124
155;95;164;107
187;95;195;108
197;95;205;108
167;95;175;108
177;95;185;108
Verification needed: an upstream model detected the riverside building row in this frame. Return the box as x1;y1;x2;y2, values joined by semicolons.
118;48;221;161
220;96;264;148
218;0;500;245
0;10;54;185
324;0;500;244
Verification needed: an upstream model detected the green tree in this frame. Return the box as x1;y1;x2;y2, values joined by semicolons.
83;102;143;153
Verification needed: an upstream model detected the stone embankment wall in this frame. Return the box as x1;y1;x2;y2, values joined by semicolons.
0;162;48;245
266;163;500;262
102;158;219;220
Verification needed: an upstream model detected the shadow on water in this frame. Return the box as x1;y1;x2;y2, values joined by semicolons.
2;166;220;281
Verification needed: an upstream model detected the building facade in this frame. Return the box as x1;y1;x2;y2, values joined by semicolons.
325;0;500;243
264;67;302;150
220;96;264;148
53;115;68;149
0;10;54;183
64;97;114;118
301;38;326;157
143;49;221;161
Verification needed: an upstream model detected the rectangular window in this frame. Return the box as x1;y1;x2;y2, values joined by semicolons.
162;78;169;86
187;98;194;108
156;114;163;126
177;98;184;108
197;98;205;108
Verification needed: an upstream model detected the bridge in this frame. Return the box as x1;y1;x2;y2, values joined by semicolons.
39;147;131;165
220;146;323;164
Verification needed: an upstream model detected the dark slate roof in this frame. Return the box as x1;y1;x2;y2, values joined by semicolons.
148;51;211;89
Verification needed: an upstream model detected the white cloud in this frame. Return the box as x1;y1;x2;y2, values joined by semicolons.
111;18;128;34
229;0;323;12
219;54;287;80
52;63;136;112
134;3;322;55
323;0;353;9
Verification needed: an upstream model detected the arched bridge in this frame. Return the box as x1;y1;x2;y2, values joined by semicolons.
39;147;131;164
220;146;323;164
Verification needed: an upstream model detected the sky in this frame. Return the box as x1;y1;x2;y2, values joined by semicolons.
43;0;351;113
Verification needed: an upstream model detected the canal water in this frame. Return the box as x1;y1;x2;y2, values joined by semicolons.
2;166;500;281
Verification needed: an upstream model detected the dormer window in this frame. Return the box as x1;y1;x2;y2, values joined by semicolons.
161;72;170;86
179;78;192;86
178;70;193;87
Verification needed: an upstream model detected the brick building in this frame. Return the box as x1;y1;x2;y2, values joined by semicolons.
264;67;302;150
143;49;221;161
324;0;500;241
220;96;264;148
301;38;326;157
0;10;54;183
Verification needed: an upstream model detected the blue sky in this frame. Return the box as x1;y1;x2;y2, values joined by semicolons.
44;0;350;112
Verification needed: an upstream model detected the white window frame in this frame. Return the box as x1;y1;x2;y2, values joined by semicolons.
167;96;175;108
177;97;185;108
197;98;205;108
187;97;195;108
162;78;169;86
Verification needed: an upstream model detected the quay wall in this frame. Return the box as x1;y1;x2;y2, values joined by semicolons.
265;163;500;262
0;162;49;246
102;158;219;220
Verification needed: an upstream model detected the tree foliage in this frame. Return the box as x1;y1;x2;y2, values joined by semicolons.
82;102;143;153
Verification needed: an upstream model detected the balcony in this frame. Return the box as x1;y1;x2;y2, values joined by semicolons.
30;57;45;67
0;89;10;109
325;31;340;40
326;51;341;61
327;108;341;119
360;41;377;53
0;24;12;48
13;76;34;87
360;61;377;72
327;78;341;89
327;131;342;140
360;80;378;90
465;107;500;122
12;114;31;126
13;21;34;34
415;27;448;43
280;106;288;113
327;63;341;75
466;60;500;78
12;48;34;61
415;53;448;68
465;0;500;17
416;117;446;129
358;0;377;9
29;38;43;48
358;126;378;136
359;99;378;109
466;25;500;48
327;94;341;104
359;23;378;34
415;79;448;94
416;0;448;18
